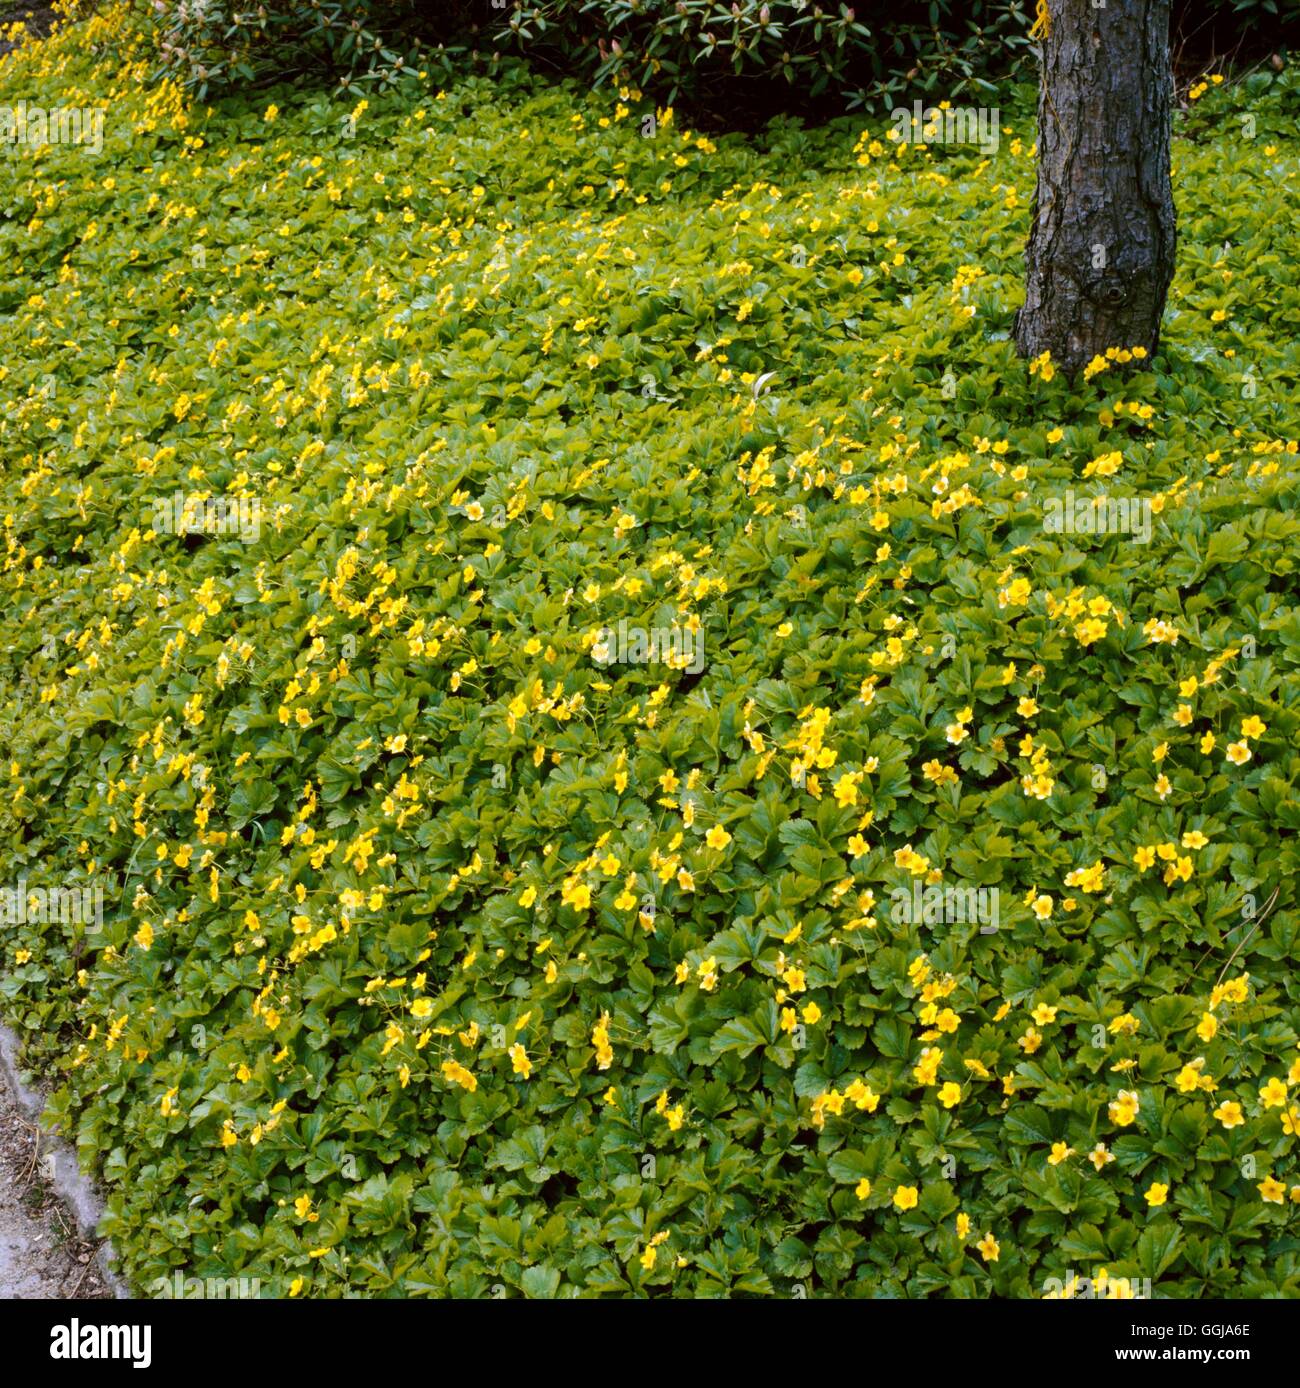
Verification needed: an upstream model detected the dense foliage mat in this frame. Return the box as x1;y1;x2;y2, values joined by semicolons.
2;7;1300;1297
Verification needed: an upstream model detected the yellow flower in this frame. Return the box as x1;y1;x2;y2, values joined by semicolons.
1109;1089;1139;1126
976;1232;1000;1262
1259;1077;1288;1109
440;1059;477;1092
1144;1182;1169;1208
1258;1176;1286;1205
912;1046;943;1085
855;1177;872;1201
893;1185;918;1211
705;825;732;850
1222;975;1250;1004
844;1079;880;1112
938;1082;962;1109
1175;1059;1206;1093
1213;1100;1244;1129
563;881;592;912
1088;1142;1114;1172
833;772;860;807
508;1042;533;1079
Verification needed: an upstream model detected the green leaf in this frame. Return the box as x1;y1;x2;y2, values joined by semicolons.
519;1265;561;1299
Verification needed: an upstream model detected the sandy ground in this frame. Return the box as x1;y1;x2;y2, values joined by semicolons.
0;1061;110;1298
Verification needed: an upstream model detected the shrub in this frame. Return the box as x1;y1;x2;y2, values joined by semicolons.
137;0;474;97
134;0;1043;105
136;1;1300;111
490;2;1300;110
492;1;1039;108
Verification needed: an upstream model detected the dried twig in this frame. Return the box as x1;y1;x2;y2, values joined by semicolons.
1213;884;1281;990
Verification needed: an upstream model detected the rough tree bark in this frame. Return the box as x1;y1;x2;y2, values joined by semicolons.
1014;0;1177;375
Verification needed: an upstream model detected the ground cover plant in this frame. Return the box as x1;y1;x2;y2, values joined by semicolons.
1;3;1299;1298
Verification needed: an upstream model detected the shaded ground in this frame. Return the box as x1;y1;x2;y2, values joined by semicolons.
0;3;59;56
0;1063;110;1298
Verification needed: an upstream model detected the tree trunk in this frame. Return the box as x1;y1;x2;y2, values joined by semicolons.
1015;0;1177;376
